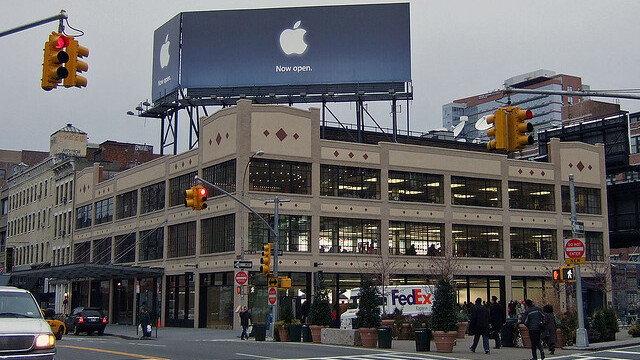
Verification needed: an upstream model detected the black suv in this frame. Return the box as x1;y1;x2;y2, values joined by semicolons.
65;307;107;335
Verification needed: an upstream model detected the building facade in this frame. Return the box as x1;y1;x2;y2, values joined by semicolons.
71;100;609;329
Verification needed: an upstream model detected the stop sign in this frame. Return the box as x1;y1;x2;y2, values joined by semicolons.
235;271;248;285
565;238;585;258
268;287;277;305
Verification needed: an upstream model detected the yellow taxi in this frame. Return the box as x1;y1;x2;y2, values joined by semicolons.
42;308;66;340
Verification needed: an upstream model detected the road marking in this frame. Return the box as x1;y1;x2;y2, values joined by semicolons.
236;353;274;359
610;349;640;355
59;344;171;360
289;352;460;360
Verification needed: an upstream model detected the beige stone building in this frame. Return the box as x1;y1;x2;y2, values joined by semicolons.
70;100;609;328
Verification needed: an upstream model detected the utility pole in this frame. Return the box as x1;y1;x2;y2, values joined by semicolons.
265;196;290;324
570;174;589;347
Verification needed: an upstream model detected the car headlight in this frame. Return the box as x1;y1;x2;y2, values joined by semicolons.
35;334;55;348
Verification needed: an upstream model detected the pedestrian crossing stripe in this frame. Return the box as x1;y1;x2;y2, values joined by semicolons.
289;351;460;360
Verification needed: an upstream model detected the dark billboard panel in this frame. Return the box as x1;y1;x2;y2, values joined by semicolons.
151;3;410;100
152;14;181;101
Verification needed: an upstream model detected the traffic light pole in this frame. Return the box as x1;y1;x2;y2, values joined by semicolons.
0;10;67;38
570;174;589;347
266;196;290;325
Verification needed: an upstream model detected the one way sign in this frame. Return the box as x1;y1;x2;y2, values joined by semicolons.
561;266;576;282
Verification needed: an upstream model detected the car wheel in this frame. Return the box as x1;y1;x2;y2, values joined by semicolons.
55;329;63;340
73;324;80;335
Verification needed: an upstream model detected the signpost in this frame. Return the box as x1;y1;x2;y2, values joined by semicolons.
235;271;248;286
268;287;277;306
233;260;253;269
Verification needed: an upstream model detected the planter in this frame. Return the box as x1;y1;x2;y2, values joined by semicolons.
278;327;290;342
398;323;411;340
518;324;531;348
556;328;565;348
433;330;457;353
359;327;378;348
381;319;395;329
309;325;323;343
456;321;468;339
288;324;302;342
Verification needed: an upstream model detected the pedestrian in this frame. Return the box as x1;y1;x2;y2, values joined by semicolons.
542;304;557;355
265;307;273;337
469;297;491;354
522;299;546;360
508;300;516;318
138;304;151;338
489;296;506;349
239;306;252;340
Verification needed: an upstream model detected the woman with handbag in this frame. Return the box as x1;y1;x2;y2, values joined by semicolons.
542;304;557;355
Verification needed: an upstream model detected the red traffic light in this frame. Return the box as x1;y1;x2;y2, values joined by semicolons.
524;109;533;120
199;187;207;197
55;35;69;49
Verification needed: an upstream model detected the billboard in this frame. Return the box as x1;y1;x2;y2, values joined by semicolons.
152;14;181;100
152;3;411;101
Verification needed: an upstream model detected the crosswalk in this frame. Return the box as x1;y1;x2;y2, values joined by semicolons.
289;352;461;360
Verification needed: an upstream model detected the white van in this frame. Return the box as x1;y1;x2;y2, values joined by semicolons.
340;285;436;329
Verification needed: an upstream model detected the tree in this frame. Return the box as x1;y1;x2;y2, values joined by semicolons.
309;273;332;326
357;276;381;328
431;277;458;331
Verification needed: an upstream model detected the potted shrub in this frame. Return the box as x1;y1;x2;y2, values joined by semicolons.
431;277;458;353
356;277;381;347
629;325;640;338
456;307;469;339
274;320;289;342
309;275;332;343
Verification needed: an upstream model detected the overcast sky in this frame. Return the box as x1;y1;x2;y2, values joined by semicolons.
2;0;639;153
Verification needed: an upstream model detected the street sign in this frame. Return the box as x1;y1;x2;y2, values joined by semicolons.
571;220;585;235
268;277;278;287
235;271;248;285
564;238;586;259
566;257;586;265
268;287;277;305
233;260;253;269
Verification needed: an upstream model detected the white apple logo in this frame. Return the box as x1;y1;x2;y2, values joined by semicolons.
279;20;308;55
160;34;170;68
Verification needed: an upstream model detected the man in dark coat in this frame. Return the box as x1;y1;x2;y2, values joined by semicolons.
542;304;557;355
523;299;545;360
239;306;253;340
469;297;491;354
489;296;506;349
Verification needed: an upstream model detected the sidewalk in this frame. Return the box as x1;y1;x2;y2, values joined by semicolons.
104;324;640;360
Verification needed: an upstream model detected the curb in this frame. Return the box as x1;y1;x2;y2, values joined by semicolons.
564;339;640;351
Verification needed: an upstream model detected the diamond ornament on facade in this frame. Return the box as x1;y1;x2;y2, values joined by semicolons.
276;128;287;141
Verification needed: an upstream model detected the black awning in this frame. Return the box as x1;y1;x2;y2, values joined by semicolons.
10;263;164;280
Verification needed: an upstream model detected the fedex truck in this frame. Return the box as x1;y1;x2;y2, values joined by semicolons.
339;285;436;329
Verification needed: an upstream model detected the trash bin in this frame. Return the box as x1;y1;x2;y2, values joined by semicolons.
288;323;302;342
414;328;431;352
501;318;517;347
302;325;313;342
377;327;393;349
254;324;266;341
351;318;360;329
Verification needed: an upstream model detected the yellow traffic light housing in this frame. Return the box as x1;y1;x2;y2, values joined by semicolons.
185;186;196;209
63;37;89;88
507;106;534;152
41;32;69;90
260;243;272;274
486;108;507;150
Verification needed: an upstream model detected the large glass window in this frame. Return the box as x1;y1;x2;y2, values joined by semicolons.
116;190;137;219
321;165;380;199
94;198;114;225
451;176;501;208
75;204;92;229
201;214;235;254
139;228;164;261
92;237;111;264
74;241;90;263
249;214;310;252
114;233;136;263
508;181;555;211
453;224;503;258
249;159;311;194
168;222;196;258
561;186;602;214
319;217;380;254
203;159;236;197
389;221;443;256
141;182;165;214
510;227;556;260
388;171;444;204
169;172;198;207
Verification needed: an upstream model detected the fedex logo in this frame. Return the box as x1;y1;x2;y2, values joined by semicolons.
391;289;432;306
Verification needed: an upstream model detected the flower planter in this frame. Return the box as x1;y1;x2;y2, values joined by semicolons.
359;327;378;348
456;321;468;339
398;323;411;340
433;330;457;353
309;325;324;343
381;319;395;329
518;324;531;348
278;327;290;342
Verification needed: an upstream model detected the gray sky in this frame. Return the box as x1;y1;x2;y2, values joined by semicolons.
2;0;640;153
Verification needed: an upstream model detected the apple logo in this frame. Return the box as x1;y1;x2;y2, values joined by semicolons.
279;20;308;55
160;34;170;68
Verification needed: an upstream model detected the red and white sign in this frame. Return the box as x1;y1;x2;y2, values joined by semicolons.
565;238;585;259
235;271;248;285
268;287;277;305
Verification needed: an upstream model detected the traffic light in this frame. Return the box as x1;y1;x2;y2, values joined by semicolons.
561;266;576;282
506;106;534;152
63;37;89;88
194;186;207;210
41;32;70;90
552;268;561;282
260;243;272;274
486;108;507;150
185;186;196;209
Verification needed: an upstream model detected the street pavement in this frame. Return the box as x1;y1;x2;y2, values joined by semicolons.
87;324;640;360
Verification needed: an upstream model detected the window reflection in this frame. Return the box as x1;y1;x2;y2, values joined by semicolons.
388;221;443;256
249;159;311;194
508;181;554;211
561;186;601;214
453;224;503;258
319;217;380;254
510;227;556;260
321;165;380;199
451;176;501;208
388;171;443;203
248;214;310;252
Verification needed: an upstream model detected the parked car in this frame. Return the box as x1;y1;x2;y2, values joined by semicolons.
65;307;107;335
42;308;66;340
0;286;56;359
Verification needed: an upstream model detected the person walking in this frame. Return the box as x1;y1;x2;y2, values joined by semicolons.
542;304;557;355
239;306;253;340
138;304;151;338
469;297;491;354
523;299;546;360
489;296;506;349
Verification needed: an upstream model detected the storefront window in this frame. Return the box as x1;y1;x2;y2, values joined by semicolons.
199;273;233;328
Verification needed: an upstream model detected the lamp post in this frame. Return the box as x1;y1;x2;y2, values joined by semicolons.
240;150;263;308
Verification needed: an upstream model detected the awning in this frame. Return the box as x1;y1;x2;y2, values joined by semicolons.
9;263;164;280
